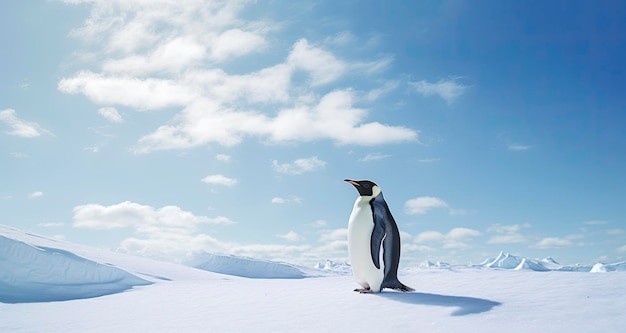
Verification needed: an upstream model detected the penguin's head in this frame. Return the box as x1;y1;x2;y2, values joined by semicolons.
344;179;381;198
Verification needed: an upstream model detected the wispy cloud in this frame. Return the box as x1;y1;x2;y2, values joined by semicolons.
487;223;532;244
37;222;65;227
364;80;399;101
508;144;531;151
405;196;448;214
29;191;44;199
276;231;303;242
58;1;418;153
10;152;29;158
418;158;440;163
215;154;231;162
358;153;391;162
0;109;52;138
311;220;327;228
583;220;609;225
272;156;327;175
201;174;238;186
98;107;123;123
324;30;356;46
410;77;468;104
533;237;574;249
271;196;302;204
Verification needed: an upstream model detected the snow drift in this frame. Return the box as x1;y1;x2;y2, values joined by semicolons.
190;253;307;279
0;235;151;303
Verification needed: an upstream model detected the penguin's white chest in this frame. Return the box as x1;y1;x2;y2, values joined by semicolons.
347;198;384;292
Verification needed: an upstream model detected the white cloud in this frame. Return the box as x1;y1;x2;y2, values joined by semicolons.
488;223;531;234
265;89;417;146
29;191;44;199
58;71;196;110
271;196;302;204
272;156;327;175
59;1;418;153
508;144;531;151
271;197;287;204
607;229;624;235
71;202;325;263
103;37;206;75
315;228;349;258
617;245;626;253
358;153;391;162
0;109;52;138
410;77;468;104
210;28;266;61
414;227;481;250
447;227;481;240
201;174;238;186
215;154;231;162
287;39;346;86
488;234;527;244
73;201;235;231
98;107;123;123
414;231;445;243
487;223;530;244
533;237;574;249
320;228;348;242
405;196;448;215
277;231;303;242
403;244;437;253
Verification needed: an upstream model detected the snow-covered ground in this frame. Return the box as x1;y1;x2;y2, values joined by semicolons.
1;225;625;333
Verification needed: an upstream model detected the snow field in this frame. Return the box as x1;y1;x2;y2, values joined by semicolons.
1;225;626;332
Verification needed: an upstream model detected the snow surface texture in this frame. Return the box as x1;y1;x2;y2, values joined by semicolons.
1;225;626;332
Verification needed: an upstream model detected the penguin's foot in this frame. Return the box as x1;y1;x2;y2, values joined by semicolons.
353;288;373;294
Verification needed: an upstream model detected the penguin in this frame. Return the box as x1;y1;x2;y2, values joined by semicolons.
344;179;413;293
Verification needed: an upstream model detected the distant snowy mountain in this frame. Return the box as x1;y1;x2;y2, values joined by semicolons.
590;262;626;272
419;260;451;269
314;259;352;274
481;251;593;272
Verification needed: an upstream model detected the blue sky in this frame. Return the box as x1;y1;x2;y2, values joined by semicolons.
1;0;625;266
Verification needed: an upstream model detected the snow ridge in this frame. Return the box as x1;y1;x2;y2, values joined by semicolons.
0;235;151;303
191;253;308;279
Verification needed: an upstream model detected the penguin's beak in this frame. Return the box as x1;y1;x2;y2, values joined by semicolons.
344;179;360;187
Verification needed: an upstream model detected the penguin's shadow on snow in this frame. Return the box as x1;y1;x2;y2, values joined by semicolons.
378;292;501;316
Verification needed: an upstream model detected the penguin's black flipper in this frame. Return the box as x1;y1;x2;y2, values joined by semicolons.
369;208;386;270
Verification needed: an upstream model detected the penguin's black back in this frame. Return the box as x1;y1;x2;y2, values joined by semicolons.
370;193;414;292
